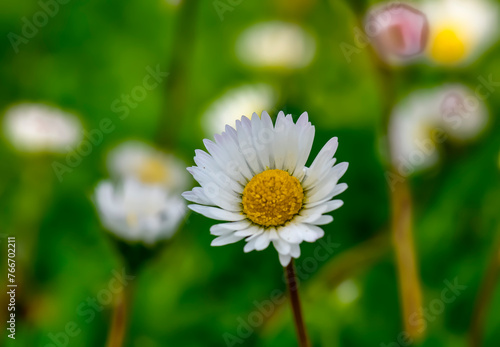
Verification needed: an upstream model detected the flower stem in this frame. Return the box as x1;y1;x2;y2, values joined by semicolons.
106;282;134;347
285;260;310;347
470;231;500;346
156;0;198;148
390;181;425;340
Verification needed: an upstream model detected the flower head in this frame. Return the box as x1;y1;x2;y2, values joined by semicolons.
389;84;488;176
236;21;316;69
183;111;348;266
94;179;186;245
107;141;189;193
422;0;499;65
2;103;82;153
365;3;428;64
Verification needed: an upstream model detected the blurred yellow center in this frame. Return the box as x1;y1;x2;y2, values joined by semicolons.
126;213;138;227
242;169;303;227
137;159;168;184
430;29;468;64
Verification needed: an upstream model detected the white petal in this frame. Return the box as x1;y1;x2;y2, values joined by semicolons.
254;232;272;251
302;224;325;242
302;137;339;189
272;111;288;170
182;188;213;205
330;183;348;197
244;236;259;253
324;200;344;213
188;205;245;221
234;224;263;237
307;215;333;225
278;224;303;243
210;220;251;235
211;234;245;246
290;243;301;258
293;121;315;179
279;253;292;267
273;238;292;254
236;117;263;174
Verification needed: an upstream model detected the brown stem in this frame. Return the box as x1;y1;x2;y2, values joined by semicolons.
390;181;425;340
285;260;310;347
469;233;500;347
106;282;134;347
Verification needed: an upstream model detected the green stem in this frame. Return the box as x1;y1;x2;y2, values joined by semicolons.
156;0;198;149
340;1;424;340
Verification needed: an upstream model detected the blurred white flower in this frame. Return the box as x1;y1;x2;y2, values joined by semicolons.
107;141;189;193
202;84;278;136
94;179;186;244
422;0;499;65
365;3;428;65
236;21;316;69
439;87;489;140
389;84;488;176
2;103;82;153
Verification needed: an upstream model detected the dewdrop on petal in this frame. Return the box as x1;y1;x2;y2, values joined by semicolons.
365;2;428;64
183;111;348;266
94;179;186;245
422;0;499;65
2;103;82;153
107;141;189;193
201;84;278;136
236;21;316;69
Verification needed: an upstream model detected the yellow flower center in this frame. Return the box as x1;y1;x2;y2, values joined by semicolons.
242;169;304;227
430;28;468;64
126;213;138;227
137;158;169;184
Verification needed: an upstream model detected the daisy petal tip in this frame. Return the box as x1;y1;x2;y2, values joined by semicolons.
210;238;225;247
187;204;200;212
202;138;214;149
243;243;254;253
278;253;292;267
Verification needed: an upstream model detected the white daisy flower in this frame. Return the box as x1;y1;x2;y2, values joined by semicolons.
389;84;488;176
236;21;316;69
107;141;189;193
422;0;499;65
202;84;278;136
2;103;82;153
183;111;348;266
94;179;186;244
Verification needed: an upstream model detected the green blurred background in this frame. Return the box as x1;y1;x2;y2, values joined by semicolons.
0;0;499;346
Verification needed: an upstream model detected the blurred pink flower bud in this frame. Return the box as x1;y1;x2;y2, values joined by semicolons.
365;3;428;63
